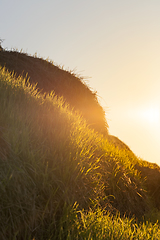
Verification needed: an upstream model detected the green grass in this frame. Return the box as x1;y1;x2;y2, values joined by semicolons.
0;66;160;239
61;206;160;240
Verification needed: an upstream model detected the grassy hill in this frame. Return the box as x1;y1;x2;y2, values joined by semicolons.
0;49;108;134
0;49;133;151
0;49;160;239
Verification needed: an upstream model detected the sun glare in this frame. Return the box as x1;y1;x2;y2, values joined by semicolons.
129;105;160;126
140;106;160;124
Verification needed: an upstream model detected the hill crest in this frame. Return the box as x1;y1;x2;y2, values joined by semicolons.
0;49;135;152
0;49;108;134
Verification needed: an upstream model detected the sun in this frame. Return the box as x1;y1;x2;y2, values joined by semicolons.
129;104;160;126
140;106;160;124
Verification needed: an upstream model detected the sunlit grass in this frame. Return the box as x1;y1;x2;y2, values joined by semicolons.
63;206;160;240
0;66;160;239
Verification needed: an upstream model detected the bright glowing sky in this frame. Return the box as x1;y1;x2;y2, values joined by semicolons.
1;0;160;165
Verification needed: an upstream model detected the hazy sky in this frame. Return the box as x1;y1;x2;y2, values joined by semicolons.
1;0;160;165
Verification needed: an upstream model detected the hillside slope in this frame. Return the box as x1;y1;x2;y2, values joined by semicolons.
0;49;108;134
1;66;160;239
1;49;160;239
0;49;134;152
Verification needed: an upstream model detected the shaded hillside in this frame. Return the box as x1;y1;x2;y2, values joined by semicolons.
0;49;108;134
135;161;160;211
